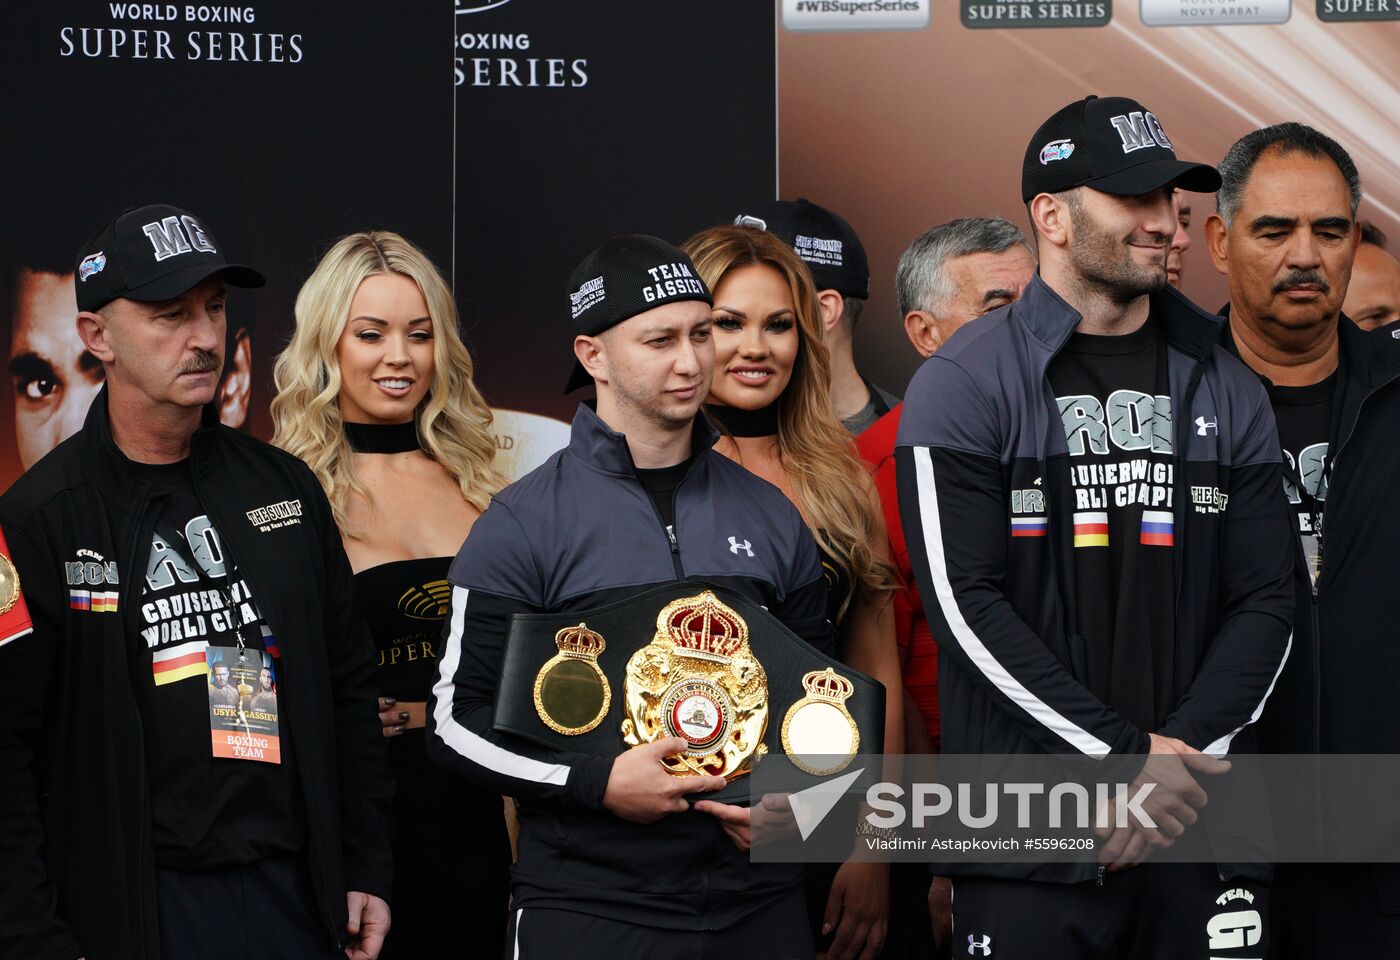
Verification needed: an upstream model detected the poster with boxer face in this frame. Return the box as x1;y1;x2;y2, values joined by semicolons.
0;2;454;490
0;2;778;489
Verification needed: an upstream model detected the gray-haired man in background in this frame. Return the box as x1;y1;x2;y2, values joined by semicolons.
856;217;1035;956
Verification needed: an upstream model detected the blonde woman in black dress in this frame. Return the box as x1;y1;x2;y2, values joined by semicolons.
272;231;508;958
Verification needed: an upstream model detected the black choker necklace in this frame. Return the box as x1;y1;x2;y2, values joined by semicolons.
706;401;781;438
343;419;421;454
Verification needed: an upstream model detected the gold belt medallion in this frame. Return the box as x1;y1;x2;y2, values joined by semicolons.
621;590;768;780
781;667;860;776
533;623;611;735
0;554;20;615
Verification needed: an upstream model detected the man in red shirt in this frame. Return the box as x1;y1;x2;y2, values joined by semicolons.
856;217;1036;752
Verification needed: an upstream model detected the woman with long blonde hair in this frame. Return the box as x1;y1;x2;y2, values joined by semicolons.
682;224;903;960
272;231;508;958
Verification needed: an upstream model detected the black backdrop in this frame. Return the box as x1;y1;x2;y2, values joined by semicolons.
452;0;777;419
0;0;777;487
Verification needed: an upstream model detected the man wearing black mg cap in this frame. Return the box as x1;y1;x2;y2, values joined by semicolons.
0;204;394;960
896;97;1295;956
428;235;832;956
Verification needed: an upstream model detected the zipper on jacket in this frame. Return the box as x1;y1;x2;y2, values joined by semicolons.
660;483;685;578
631;458;692;581
1171;358;1207;618
1096;864;1105;887
121;491;159;955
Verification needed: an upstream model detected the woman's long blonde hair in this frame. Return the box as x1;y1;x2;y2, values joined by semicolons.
682;225;896;618
271;231;503;534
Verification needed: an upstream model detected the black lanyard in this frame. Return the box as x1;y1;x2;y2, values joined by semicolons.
153;519;254;653
1276;369;1346;590
1282;456;1331;574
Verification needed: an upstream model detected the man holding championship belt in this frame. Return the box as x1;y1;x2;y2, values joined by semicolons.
427;235;834;957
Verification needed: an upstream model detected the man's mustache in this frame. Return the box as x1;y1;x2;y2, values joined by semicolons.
177;350;221;375
1273;270;1330;294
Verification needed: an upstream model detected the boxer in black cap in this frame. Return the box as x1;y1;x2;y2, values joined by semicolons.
428;235;832;958
0;204;394;960
735;199;898;433
896;98;1294;958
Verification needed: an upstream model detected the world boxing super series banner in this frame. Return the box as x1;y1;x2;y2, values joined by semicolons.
0;1;777;490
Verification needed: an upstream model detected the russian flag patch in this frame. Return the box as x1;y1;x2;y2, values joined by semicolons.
1140;510;1175;547
260;623;281;658
1011;516;1048;538
1073;511;1109;548
69;589;118;613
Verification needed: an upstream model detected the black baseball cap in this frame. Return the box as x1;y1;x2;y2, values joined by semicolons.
564;234;712;393
1021;96;1221;203
74;203;265;312
732;198;870;300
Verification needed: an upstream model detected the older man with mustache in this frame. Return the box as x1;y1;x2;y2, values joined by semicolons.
1206;122;1400;959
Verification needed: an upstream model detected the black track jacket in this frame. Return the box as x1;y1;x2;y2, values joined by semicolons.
1237;314;1400;757
0;391;393;960
427;403;830;930
895;277;1295;883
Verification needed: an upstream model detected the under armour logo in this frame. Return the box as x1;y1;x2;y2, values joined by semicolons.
728;536;754;557
967;933;992;956
1195;416;1218;437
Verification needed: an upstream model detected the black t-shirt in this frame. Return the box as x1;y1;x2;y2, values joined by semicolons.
635;457;693;531
128;458;305;869
1047;314;1177;732
1268;373;1335;586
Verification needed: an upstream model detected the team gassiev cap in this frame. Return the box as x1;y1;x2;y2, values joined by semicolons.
563;234;712;393
1021;96;1222;203
74;203;265;313
732;198;870;300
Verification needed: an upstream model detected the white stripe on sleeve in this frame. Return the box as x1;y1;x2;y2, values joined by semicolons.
0;627;33;648
913;445;1114;757
432;586;570;786
1201;631;1292;759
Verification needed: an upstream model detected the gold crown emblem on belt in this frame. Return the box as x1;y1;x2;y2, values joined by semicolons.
801;667;854;703
622;590;768;780
554;623;607;659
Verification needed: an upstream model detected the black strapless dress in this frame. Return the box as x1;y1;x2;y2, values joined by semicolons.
356;557;510;960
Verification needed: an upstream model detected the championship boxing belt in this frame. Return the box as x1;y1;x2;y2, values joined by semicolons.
493;580;885;804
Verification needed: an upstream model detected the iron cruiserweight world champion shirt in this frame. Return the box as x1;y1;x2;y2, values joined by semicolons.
127;459;305;869
1046;314;1177;733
